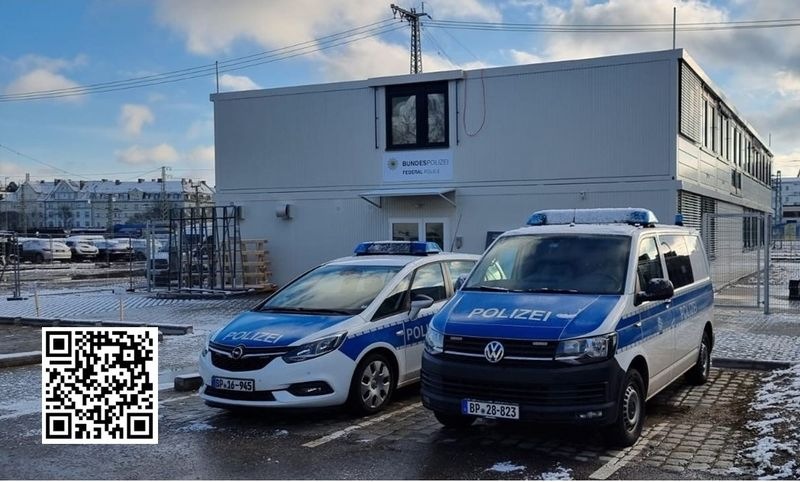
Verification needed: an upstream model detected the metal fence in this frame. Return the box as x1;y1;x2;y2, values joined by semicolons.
705;212;799;314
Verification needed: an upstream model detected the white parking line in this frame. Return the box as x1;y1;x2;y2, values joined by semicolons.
588;423;667;480
159;393;197;404
302;402;421;448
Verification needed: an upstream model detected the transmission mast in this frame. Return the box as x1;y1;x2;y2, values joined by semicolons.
391;4;430;74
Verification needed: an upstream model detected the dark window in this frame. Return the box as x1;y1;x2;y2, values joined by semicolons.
636;238;664;291
410;263;447;302
660;235;694;289
373;274;411;320
386;82;448;150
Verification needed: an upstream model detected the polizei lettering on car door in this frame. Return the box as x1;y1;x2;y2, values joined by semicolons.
468;308;552;322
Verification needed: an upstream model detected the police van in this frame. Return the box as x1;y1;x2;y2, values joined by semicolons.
421;208;714;446
199;241;479;414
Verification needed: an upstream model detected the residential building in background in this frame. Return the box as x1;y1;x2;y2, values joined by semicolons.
779;171;800;220
0;176;215;232
212;48;772;285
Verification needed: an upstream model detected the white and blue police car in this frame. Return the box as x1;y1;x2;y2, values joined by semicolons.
421;208;714;446
199;241;479;414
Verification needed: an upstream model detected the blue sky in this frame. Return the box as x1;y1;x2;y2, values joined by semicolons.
2;0;800;187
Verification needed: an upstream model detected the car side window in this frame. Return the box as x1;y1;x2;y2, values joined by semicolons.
684;235;709;281
660;234;694;289
446;260;475;290
373;274;411;320
637;237;663;290
410;263;447;302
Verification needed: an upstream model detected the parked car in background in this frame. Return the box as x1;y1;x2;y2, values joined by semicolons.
93;238;134;261
123;238;163;261
64;238;99;261
20;239;72;263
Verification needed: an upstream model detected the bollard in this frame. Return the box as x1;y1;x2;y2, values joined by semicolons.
34;286;41;317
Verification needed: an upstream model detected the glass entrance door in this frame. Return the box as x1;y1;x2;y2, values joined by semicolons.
390;218;448;250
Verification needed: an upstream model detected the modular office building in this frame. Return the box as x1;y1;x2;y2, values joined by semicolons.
212;49;773;285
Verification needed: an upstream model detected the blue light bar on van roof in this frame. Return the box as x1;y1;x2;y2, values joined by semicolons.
354;241;442;256
526;208;659;226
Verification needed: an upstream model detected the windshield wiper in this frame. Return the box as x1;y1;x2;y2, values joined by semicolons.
259;306;354;315
462;285;510;292
516;287;579;294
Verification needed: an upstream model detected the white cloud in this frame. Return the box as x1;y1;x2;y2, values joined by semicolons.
186;118;213;140
115;143;179;165
218;74;260;91
4;54;87;102
119;104;155;136
186;145;214;165
775;71;800;98
507;49;544;65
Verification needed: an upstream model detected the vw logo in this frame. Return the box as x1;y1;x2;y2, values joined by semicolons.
484;341;505;363
230;345;246;360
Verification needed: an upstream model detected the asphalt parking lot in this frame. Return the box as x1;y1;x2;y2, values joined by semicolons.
0;366;761;479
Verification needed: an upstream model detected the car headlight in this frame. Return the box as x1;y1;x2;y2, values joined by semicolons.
282;332;347;364
555;333;617;364
424;327;444;355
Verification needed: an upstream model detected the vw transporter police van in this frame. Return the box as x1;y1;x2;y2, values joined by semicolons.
421;208;714;446
200;241;479;414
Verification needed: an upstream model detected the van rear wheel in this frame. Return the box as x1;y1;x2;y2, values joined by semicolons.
604;369;645;447
686;332;712;385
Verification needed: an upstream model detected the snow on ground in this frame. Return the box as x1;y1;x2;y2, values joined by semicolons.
485;461;526;473
176;421;216;433
536;464;573;480
738;364;800;479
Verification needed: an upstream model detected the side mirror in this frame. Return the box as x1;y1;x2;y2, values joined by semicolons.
409;294;434;320
636;278;674;305
454;273;468;291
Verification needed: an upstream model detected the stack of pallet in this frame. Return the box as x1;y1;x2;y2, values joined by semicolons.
239;239;273;289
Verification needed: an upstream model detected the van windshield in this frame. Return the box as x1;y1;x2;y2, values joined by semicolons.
464;234;631;295
260;264;402;315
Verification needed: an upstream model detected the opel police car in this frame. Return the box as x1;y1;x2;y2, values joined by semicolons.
421;208;714;446
199;241;479;414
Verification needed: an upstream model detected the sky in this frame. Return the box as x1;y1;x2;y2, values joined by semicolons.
2;0;800;188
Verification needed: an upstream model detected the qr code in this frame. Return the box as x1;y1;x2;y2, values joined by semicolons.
41;327;159;444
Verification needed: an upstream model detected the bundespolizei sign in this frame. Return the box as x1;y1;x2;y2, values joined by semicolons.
382;150;453;182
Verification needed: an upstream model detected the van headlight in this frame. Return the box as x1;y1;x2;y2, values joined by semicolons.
555;333;617;364
424;327;444;355
282;332;347;363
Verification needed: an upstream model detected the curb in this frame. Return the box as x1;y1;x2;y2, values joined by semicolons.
0;351;42;368
0;316;192;335
713;357;794;371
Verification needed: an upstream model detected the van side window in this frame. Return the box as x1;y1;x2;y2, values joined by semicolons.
637;238;664;290
660;234;695;289
446;260;475;290
410;263;447;302
684;235;709;281
373;274;411;320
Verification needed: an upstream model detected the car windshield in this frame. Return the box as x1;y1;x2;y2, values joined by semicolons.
260;264;402;315
464;234;631;295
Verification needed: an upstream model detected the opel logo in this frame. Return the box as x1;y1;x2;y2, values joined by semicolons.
484;341;505;363
231;345;245;360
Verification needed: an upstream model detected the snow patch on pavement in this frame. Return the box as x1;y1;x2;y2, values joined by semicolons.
738;364;800;479
486;461;526;473
537;464;573;480
177;421;216;432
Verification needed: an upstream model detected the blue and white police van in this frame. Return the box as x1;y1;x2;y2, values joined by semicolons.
421;208;714;446
199;241;479;414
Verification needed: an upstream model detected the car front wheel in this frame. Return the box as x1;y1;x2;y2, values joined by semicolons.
348;353;395;415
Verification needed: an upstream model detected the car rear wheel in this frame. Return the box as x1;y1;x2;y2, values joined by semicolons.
348;353;395;415
686;331;712;385
434;411;475;428
33;253;44;264
604;369;645;447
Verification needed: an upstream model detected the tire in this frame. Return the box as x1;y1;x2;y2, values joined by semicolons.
348;353;395;415
686;331;712;385
33;253;45;264
604;369;645;447
434;411;475;428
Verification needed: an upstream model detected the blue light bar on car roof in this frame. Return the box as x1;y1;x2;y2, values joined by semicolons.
354;241;442;256
526;208;659;226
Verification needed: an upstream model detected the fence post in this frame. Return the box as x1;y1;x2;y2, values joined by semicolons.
764;214;771;315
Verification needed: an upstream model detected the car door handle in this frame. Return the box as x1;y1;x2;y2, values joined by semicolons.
396;330;404;336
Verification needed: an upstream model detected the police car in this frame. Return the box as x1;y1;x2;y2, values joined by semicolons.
199;241;479;414
421;208;714;446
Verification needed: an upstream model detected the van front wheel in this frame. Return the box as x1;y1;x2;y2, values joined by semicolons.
605;369;645;447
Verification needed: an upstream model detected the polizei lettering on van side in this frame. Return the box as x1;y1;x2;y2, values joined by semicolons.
468;308;552;322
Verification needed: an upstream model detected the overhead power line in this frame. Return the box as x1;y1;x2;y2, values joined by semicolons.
0;18;402;102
